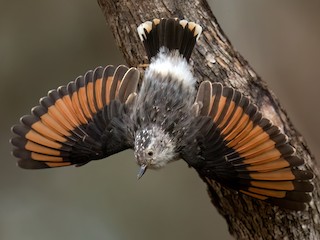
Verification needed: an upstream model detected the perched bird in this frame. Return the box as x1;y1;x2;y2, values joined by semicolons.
11;18;313;210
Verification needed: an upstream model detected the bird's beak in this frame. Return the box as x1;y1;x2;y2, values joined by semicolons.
137;164;148;179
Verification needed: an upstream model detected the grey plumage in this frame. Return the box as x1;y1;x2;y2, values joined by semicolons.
114;46;198;178
11;18;313;210
131;50;197;172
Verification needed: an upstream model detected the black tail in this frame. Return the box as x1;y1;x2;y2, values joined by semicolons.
137;18;202;61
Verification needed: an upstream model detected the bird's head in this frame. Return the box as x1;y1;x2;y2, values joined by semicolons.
134;125;178;179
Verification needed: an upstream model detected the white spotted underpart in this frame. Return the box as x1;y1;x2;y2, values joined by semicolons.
145;48;196;88
134;125;178;169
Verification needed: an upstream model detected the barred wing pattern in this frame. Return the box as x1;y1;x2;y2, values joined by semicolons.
11;65;139;169
183;81;313;210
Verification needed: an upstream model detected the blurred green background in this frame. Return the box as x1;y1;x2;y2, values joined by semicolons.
1;1;319;239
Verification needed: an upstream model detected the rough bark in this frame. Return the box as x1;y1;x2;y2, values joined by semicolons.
97;0;320;239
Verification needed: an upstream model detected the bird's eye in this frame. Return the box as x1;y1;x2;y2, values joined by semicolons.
147;151;153;156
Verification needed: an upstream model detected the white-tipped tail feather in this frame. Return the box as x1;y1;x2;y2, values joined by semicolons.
137;18;202;61
137;21;153;41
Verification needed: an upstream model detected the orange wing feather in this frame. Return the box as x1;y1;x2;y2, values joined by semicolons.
11;65;139;169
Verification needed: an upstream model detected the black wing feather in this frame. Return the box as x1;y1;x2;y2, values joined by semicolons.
11;65;140;169
182;82;313;210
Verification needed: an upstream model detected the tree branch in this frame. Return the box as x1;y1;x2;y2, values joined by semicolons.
97;0;320;239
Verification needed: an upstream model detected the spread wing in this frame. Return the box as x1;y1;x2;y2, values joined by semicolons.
182;81;313;210
11;65;140;169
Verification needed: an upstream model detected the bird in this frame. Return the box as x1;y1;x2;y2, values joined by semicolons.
11;18;313;211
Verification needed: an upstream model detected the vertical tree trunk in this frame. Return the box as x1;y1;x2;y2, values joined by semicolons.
97;0;320;239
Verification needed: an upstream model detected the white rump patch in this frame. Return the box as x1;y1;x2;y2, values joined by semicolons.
145;48;196;88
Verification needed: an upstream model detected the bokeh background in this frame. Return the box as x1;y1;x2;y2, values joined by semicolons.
1;1;319;239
